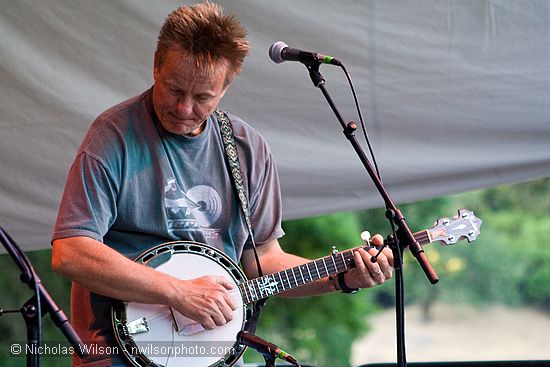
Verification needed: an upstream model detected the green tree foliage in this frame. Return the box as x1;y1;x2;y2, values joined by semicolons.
464;177;550;309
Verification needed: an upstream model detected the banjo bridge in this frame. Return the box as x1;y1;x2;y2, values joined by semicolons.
126;317;149;335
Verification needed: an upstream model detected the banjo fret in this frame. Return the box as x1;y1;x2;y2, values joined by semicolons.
313;260;321;279
277;272;285;291
291;267;300;287
297;264;305;284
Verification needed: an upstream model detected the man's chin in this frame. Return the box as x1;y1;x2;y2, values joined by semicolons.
163;120;203;136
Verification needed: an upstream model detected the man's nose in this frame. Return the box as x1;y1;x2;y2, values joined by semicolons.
175;98;194;115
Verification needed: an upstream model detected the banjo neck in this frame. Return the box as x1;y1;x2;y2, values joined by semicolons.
240;245;359;304
240;230;430;304
240;208;482;304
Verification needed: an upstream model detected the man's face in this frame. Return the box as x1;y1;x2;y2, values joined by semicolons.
152;49;228;136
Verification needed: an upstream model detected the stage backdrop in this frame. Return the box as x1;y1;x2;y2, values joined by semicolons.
1;0;549;251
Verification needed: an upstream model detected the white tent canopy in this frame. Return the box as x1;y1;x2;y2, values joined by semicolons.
2;0;549;251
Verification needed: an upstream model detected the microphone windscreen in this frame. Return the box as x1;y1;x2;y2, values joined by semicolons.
268;41;288;64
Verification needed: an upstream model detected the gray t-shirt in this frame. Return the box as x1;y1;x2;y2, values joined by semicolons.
52;88;284;366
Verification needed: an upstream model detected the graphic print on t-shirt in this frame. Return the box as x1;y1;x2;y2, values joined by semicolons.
163;178;222;247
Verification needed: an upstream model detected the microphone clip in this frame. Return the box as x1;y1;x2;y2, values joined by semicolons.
237;331;301;367
305;62;325;88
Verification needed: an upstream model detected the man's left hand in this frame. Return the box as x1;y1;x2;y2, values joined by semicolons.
344;234;394;289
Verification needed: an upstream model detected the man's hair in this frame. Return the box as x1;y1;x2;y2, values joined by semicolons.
155;1;249;85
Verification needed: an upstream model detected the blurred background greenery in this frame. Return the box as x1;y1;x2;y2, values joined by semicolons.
1;177;549;367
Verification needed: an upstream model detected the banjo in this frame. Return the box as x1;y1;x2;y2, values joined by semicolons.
111;209;482;367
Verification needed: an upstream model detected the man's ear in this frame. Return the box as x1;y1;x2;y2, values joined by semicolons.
153;66;159;82
153;52;160;81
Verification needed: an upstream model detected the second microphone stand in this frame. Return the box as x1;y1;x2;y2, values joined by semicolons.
0;227;88;367
303;61;439;367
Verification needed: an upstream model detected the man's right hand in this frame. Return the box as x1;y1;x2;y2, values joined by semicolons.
172;275;238;330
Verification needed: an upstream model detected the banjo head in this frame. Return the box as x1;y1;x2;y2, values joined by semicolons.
112;241;253;367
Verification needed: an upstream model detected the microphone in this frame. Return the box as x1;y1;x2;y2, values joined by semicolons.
237;331;300;366
269;41;342;66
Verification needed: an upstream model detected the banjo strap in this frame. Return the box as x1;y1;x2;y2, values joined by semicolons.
214;109;265;279
215;109;268;329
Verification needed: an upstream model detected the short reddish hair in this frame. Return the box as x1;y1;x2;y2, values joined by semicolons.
155;1;249;85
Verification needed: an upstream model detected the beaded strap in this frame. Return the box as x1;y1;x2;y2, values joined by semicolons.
214;109;262;277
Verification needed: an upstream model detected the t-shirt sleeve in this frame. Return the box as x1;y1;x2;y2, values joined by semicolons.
52;151;118;243
246;141;285;246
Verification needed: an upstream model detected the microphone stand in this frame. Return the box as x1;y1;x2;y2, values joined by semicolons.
0;226;88;367
303;61;439;367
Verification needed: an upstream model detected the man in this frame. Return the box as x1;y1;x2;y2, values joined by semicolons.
51;2;393;366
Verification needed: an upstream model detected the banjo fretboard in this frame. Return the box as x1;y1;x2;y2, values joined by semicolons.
239;229;435;304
